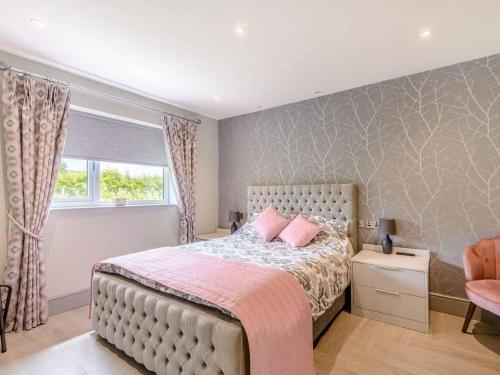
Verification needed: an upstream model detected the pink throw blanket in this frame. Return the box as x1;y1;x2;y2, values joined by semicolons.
92;247;315;375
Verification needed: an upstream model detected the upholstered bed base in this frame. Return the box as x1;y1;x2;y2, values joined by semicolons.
92;272;249;375
92;183;356;374
92;272;346;375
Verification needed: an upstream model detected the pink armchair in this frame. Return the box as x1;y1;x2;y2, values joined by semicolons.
462;236;500;333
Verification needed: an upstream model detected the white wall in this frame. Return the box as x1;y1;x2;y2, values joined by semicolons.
45;206;180;298
0;51;219;299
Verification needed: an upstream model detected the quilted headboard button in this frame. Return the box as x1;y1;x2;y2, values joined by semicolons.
247;184;357;250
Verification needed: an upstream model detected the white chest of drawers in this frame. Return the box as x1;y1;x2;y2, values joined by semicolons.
351;244;430;332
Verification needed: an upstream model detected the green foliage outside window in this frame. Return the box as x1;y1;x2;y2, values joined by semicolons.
54;161;164;201
54;161;87;198
99;169;163;200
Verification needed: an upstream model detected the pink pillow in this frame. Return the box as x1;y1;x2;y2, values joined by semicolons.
251;205;290;242
279;214;321;247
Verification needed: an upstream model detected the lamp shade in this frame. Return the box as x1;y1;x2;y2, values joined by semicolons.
379;218;396;235
228;211;240;223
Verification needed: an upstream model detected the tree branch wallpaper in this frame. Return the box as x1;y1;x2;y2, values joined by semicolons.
219;54;500;297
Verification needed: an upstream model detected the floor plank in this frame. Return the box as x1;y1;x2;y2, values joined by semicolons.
0;307;498;374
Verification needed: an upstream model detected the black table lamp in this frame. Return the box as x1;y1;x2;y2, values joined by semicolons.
379;218;396;254
228;211;240;234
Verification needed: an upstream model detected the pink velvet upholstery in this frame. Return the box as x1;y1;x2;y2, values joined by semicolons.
251;205;290;242
465;280;500;315
463;236;500;316
278;214;321;247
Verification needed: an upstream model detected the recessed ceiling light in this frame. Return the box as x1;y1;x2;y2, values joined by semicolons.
30;17;46;28
234;25;246;36
419;29;432;39
213;95;220;102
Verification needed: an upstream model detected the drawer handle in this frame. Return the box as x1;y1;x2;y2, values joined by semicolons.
375;288;400;296
375;265;400;271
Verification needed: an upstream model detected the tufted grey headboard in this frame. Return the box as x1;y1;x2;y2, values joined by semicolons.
247;184;358;251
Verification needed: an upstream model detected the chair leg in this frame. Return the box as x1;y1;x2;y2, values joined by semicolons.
0;285;12;353
0;291;5;353
462;302;476;333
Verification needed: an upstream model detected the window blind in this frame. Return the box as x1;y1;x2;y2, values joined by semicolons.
64;111;167;166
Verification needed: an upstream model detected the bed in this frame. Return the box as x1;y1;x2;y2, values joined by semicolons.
92;183;357;375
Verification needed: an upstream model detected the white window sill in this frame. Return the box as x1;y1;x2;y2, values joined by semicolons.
50;203;178;211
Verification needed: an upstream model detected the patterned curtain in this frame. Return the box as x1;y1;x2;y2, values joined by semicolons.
162;115;197;244
1;71;70;331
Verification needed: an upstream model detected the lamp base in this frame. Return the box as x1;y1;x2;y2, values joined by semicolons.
230;222;238;234
381;234;393;254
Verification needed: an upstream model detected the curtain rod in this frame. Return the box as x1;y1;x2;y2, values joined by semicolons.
0;63;202;124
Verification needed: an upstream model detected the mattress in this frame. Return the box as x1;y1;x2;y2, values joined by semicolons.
96;214;353;320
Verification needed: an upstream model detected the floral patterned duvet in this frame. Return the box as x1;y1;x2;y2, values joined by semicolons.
96;215;353;320
181;216;353;320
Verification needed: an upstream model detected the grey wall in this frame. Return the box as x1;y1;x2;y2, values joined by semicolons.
219;54;500;298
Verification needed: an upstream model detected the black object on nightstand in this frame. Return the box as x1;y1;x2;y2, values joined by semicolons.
396;251;415;257
0;284;12;353
228;211;240;234
379;218;396;254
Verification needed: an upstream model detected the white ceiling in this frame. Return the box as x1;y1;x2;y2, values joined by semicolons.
1;1;499;120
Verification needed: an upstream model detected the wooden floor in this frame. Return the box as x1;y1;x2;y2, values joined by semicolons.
0;307;499;375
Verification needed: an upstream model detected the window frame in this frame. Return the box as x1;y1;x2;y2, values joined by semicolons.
52;159;172;208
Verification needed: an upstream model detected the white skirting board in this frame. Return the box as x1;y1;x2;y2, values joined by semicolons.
48;289;90;316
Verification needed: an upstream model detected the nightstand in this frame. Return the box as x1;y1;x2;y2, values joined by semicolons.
351;244;430;332
195;228;231;241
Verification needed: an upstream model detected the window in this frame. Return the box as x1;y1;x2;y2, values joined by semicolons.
54;158;90;200
52;110;175;208
99;161;166;202
53;158;171;207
